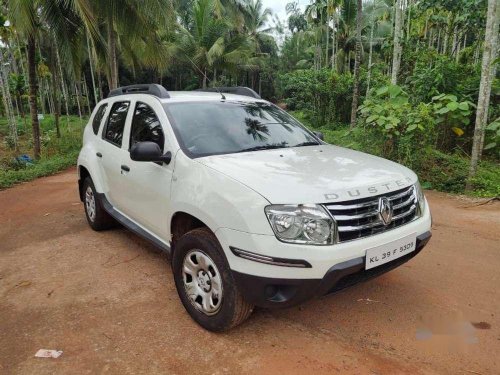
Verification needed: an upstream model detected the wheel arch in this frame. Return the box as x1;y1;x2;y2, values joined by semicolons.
170;211;212;246
77;160;105;202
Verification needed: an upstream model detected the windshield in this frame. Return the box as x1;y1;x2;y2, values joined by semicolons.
163;101;319;158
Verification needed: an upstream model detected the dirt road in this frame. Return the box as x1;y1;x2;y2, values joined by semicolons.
0;169;499;374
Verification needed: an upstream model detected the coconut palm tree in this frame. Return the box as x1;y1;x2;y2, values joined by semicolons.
175;0;253;88
92;0;174;90
6;0;100;158
241;0;273;49
364;0;391;96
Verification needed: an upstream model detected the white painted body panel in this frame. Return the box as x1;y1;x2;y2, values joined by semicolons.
197;145;417;204
78;91;431;280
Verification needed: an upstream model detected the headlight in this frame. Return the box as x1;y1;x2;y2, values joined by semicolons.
414;181;426;215
265;204;337;245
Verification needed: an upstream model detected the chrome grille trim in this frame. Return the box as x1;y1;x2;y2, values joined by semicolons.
393;195;415;210
334;210;378;220
325;185;419;242
326;201;378;210
337;205;416;232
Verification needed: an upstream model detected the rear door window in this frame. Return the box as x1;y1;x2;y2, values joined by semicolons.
103;101;130;147
92;104;108;135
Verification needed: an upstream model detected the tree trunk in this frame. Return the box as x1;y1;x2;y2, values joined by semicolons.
424;16;428;40
83;79;92;115
54;35;70;123
331;14;336;70
107;22;119;90
366;20;375;98
0;52;18;150
406;0;412;41
442;14;450;55
391;0;403;84
325;14;330;69
50;61;61;138
436;28;441;51
15;33;27;79
75;83;82;120
27;35;41;159
86;31;99;105
46;77;54;115
466;0;499;190
350;0;362;128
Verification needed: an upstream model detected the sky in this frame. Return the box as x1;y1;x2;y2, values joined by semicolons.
262;0;305;26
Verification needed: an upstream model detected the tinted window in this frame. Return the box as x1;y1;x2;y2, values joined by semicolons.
103;101;129;147
92;104;108;135
130;102;164;152
163;101;318;157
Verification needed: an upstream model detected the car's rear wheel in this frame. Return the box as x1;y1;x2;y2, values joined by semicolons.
172;228;254;331
82;177;115;231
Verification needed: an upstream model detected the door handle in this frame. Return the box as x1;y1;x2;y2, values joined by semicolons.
96;152;102;158
121;165;130;172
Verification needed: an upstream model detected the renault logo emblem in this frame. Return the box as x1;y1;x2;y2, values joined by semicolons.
378;197;393;225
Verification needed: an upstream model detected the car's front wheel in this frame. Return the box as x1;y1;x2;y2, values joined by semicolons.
172;228;253;331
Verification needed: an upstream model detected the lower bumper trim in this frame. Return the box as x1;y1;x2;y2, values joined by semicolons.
230;246;312;268
232;231;431;308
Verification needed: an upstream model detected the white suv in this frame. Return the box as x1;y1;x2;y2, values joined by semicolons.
78;84;432;331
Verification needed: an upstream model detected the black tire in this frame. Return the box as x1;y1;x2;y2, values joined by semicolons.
172;228;254;332
82;177;115;231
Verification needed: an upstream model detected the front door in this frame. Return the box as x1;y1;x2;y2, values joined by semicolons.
118;99;174;241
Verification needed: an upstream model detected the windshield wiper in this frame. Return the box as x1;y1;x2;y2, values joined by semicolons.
293;141;320;147
239;145;287;152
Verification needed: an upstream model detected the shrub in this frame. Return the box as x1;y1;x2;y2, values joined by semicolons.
279;69;353;126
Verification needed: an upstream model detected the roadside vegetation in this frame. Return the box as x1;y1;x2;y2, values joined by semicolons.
0;115;85;189
0;0;498;197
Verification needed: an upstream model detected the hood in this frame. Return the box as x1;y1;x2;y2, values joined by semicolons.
197;145;418;204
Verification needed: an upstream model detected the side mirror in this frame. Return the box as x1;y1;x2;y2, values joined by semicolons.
130;142;172;164
313;131;324;141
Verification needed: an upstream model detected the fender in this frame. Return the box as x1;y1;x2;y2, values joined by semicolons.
169;152;274;237
77;141;107;196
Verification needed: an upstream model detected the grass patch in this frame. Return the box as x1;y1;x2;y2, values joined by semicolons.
0;152;79;189
0;115;86;189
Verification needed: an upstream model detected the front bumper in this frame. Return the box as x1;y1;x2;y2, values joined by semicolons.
232;231;431;308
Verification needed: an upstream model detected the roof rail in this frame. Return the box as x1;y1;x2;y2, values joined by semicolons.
108;84;170;99
197;86;261;99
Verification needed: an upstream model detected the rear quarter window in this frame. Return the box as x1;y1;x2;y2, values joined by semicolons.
92;104;108;135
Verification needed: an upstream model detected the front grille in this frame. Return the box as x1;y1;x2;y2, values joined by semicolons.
325;185;418;242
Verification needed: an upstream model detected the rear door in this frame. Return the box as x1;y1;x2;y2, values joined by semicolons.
99;100;132;210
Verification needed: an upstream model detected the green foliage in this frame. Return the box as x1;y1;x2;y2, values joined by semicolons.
0;152;79;189
359;85;476;156
417;150;500;197
406;52;481;103
0;115;85;189
279;69;353;126
484;117;500;156
430;93;473;139
359;84;435;163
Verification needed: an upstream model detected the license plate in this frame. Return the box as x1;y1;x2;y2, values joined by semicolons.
365;233;417;270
